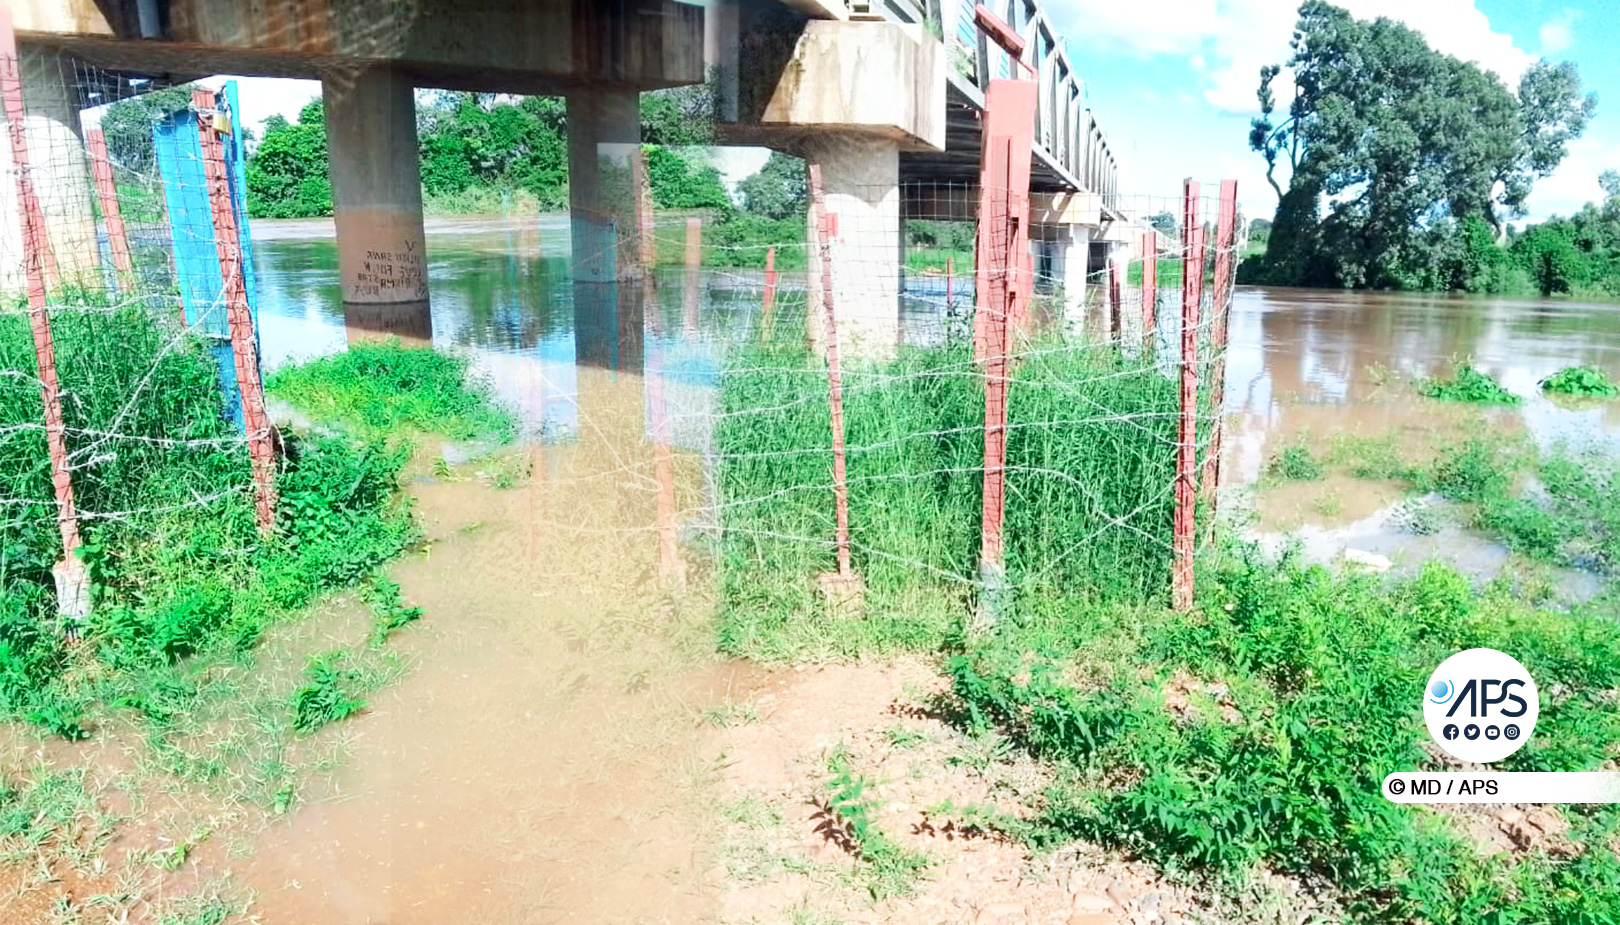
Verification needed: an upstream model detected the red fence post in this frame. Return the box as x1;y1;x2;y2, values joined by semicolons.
759;245;778;341
972;79;1037;359
86;128;133;275
683;215;701;337
945;254;954;312
1202;180;1238;514
195;89;278;533
808;163;853;583
1172;179;1204;612
1;10;87;622
636;152;684;586
1141;231;1157;357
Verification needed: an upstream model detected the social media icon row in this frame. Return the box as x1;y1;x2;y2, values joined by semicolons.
1442;723;1521;742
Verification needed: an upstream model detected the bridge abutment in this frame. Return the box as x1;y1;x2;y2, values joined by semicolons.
323;65;431;341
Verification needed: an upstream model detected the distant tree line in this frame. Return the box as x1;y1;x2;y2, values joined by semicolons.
242;88;731;220
1243;1;1605;296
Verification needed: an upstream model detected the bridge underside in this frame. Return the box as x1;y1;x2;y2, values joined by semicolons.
897;76;1078;193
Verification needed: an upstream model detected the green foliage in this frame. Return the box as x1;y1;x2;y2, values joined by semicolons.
645;145;730;210
821;746;930;899
289;651;367;734
1518;222;1586;296
266;339;517;442
98;85;199;178
1248;1;1595;289
1266;442;1323;481
246;101;333;218
0;310;464;740
715;337;1184;662
946;551;1620;921
736;151;807;221
246;88;723;218
1416;364;1520;405
363;575;422;644
1542;366;1620;398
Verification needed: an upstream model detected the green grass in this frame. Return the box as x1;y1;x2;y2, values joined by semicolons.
945;552;1620;922
905;248;971;274
267;339;517;443
821;744;930;900
1417;363;1520;405
1541;365;1620;399
714;335;1188;662
1266;441;1324;481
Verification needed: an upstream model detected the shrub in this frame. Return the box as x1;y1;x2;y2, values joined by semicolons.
1417;364;1519;405
1267;442;1324;481
1541;366;1620;398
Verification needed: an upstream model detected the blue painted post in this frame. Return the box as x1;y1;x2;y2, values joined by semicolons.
153;80;259;428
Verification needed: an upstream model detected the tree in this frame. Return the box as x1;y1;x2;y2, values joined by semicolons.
1247;1;1594;288
246;99;332;218
97;84;196;176
1519;223;1584;296
646;145;730;210
1147;211;1178;236
736;152;806;219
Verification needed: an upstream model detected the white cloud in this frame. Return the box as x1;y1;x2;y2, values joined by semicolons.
1538;8;1579;55
1519;134;1620;223
1056;0;1535;115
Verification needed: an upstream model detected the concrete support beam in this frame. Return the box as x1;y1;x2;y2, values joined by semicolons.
323;65;430;339
805;134;900;354
567;89;643;371
723;20;945;153
0;42;96;291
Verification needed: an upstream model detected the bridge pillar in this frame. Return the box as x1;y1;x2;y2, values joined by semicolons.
566;89;643;372
804;135;901;354
323;65;430;341
1058;225;1091;331
0;43;97;291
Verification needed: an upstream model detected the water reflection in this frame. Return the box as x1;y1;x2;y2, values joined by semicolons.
252;223;1620;485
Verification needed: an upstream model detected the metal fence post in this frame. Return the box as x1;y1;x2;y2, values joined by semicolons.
807;163;854;586
1202;179;1239;516
0;10;87;624
1172;179;1204;612
195;89;278;533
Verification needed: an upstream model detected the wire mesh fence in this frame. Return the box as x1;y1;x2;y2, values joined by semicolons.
0;28;1244;641
0;38;269;632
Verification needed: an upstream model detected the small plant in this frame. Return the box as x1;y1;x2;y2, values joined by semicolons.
1388;498;1440;535
362;576;422;644
1418;363;1519;405
1541;365;1620;398
883;724;930;749
1267;442;1324;481
290;652;367;734
817;746;929;900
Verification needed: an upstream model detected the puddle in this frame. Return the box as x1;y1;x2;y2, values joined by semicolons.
240;365;751;923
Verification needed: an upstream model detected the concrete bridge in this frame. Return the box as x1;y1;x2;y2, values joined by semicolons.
7;0;1140;354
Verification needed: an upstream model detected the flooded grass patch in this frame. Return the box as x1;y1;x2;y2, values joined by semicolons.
1417;363;1521;405
266;339;518;443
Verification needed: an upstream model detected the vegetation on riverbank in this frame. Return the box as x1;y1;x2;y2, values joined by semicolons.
267;339;517;443
1417;363;1520;405
712;313;1620;917
0;316;513;919
1542;365;1620;398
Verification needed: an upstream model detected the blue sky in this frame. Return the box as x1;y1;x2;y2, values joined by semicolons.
1052;0;1620;225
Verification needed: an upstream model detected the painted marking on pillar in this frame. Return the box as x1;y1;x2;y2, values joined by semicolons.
86;129;134;275
634;150;684;587
1202;179;1239;516
0;7;82;570
808;163;853;580
1173;179;1204;612
195;89;278;534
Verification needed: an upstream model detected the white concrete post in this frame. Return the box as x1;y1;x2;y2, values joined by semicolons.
803;135;901;355
1058;224;1091;333
0;43;96;292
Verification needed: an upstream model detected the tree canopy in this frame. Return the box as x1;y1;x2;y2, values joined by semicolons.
735;151;807;220
1246;0;1596;289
